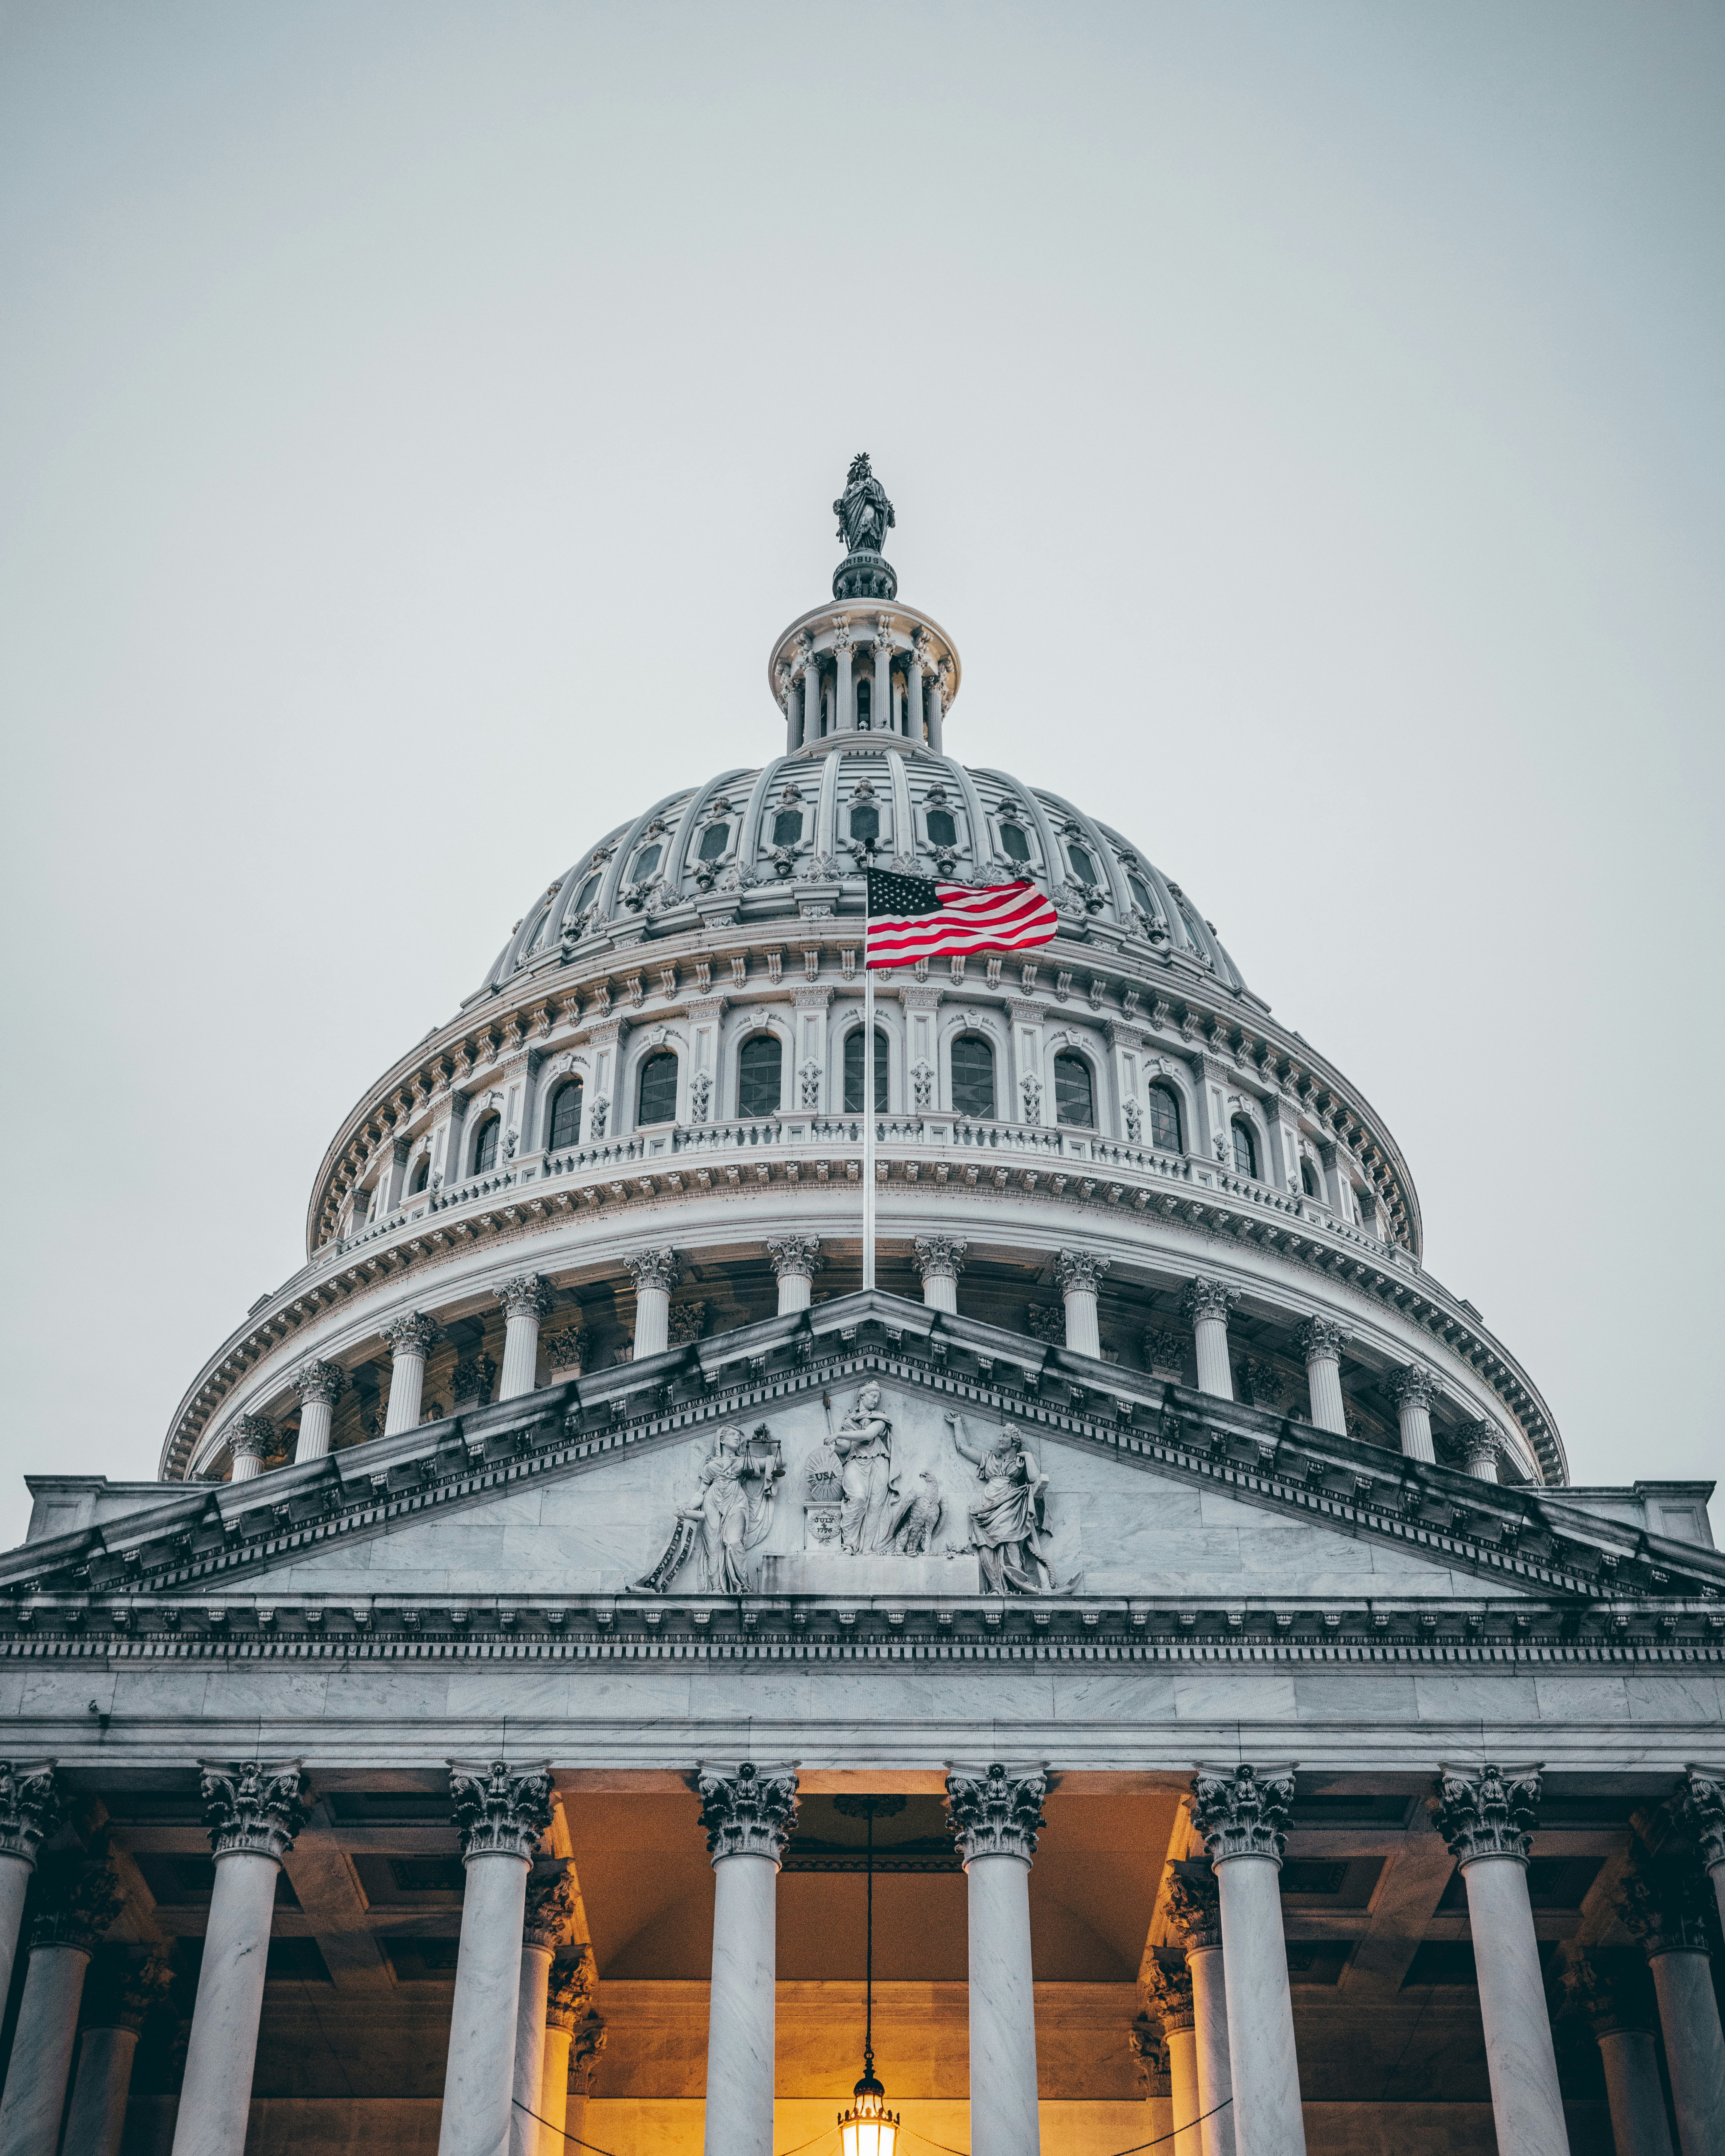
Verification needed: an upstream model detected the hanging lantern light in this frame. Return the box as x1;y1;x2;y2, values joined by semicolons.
836;1797;901;2156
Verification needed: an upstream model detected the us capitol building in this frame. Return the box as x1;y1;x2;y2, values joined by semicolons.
1;458;1722;2156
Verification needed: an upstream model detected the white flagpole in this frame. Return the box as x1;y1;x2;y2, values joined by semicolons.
862;963;876;1292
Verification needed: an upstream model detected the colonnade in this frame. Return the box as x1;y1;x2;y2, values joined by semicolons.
780;617;951;756
1;1761;1724;2156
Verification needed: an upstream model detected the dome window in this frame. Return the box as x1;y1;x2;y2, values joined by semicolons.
637;1051;679;1127
1054;1052;1094;1129
633;843;662;881
1147;1083;1182;1152
999;822;1031;864
856;678;873;729
773;808;804;847
1128;874;1157;922
697;823;730;863
1230;1119;1259;1179
472;1115;501;1176
850;802;880;846
548;1078;584;1151
1066;843;1098;887
409;1157;430;1196
951;1035;996;1120
844;1028;889;1114
1301;1159;1321;1200
926;809;957;849
737;1034;783;1118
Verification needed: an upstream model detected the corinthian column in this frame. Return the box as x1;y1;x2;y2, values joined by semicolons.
225;1415;275;1484
1142;1963;1200;2156
568;2011;607;2156
913;1236;967;1315
1617;1845;1725;2156
946;1765;1048;2156
171;1765;307;2156
831;618;854;733
439;1764;554;2156
1562;1952;1674;2156
510;1869;577;2156
1190;1766;1304;2156
624;1250;679;1359
63;1950;173;2156
872;617;894;736
291;1360;345;1463
1389;1365;1437;1462
495;1275;552;1401
0;1764;59;2011
540;1953;596;2156
1687;1767;1725;1935
383;1313;440;1435
1054;1250;1110;1359
1454;1421;1504;1484
0;1855;122;2156
1433;1765;1567;2156
698;1762;799;2156
767;1236;823;1315
1181;1281;1238;1400
904;642;926;745
1165;1872;1234;2156
1293;1317;1349;1436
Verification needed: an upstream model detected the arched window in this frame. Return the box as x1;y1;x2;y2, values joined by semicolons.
1301;1158;1321;1199
1147;1083;1182;1152
850;801;880;846
999;822;1031;864
856;678;873;729
548;1077;583;1151
844;1028;889;1113
472;1115;500;1175
951;1035;996;1120
697;823;730;863
737;1033;783;1117
772;808;804;846
1230;1118;1258;1179
633;843;662;881
1128;874;1157;922
637;1051;679;1126
409;1156;430;1196
1054;1051;1094;1128
927;809;957;849
1067;843;1097;886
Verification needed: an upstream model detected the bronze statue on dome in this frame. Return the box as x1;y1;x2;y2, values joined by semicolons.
834;452;895;558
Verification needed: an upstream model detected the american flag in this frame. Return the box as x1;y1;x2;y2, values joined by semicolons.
865;869;1060;970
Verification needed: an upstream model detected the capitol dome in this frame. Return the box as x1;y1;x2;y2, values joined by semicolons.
145;457;1566;1493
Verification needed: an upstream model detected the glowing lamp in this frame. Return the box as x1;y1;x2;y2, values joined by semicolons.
839;2064;899;2156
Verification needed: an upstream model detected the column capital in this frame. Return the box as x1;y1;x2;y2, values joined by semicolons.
30;1853;123;1954
1182;1277;1239;1327
1164;1866;1223;1950
766;1236;824;1282
0;1762;61;1864
545;1948;596;2032
1434;1762;1540;1866
201;1761;308;1863
82;1946;174;2032
1390;1361;1438;1411
945;1763;1048;1865
227;1414;277;1465
291;1359;346;1408
624;1248;680;1295
1684;1765;1725;1869
1054;1249;1111;1295
913;1235;968;1283
1561;1948;1656;2038
1140;1958;1195;2034
494;1273;552;1322
1293;1314;1350;1365
697;1761;799;1865
1617;1848;1713;1959
571;2012;608;2092
522;1865;579;1950
450;1761;553;1861
384;1311;441;1360
1191;1762;1294;1865
1127;2015;1170;2094
1453;1419;1504;1477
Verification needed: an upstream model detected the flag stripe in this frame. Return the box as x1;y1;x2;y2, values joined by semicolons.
864;875;1060;968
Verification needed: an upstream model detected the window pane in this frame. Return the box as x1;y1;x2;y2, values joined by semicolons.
473;1118;499;1174
638;1052;679;1126
856;680;872;727
409;1158;430;1195
773;809;804;846
697;823;729;862
951;1036;995;1119
843;1029;889;1113
927;809;957;848
1128;875;1156;920
999;822;1031;863
634;844;661;880
1067;843;1097;886
1147;1085;1181;1151
850;803;879;844
549;1079;583;1150
1054;1052;1094;1127
1231;1120;1257;1177
1302;1160;1320;1198
737;1034;783;1117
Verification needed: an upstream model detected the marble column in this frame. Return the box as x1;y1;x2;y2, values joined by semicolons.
779;668;799;757
1054;1250;1110;1359
0;1856;122;2156
796;640;818;748
1563;1952;1674;2156
63;1951;173;2156
1127;2015;1175;2153
1165;1872;1235;2156
510;1869;577;2156
1687;1767;1725;1936
1433;1765;1568;2156
833;624;854;733
540;1953;596;2156
1293;1316;1349;1437
225;1415;274;1484
1142;1964;1201;2156
698;1762;798;2156
496;1275;552;1401
947;1765;1048;2156
1191;1766;1303;2156
928;663;949;754
567;2012;607;2156
1390;1364;1438;1463
291;1360;345;1464
0;1764;60;2013
439;1763;554;2156
1455;1421;1503;1484
1182;1281;1239;1401
904;648;925;744
913;1236;967;1316
1618;1846;1725;2156
383;1313;440;1435
871;618;893;736
623;1250;679;1360
767;1236;823;1315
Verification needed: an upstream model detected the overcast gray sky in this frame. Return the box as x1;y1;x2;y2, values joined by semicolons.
2;1;1720;1548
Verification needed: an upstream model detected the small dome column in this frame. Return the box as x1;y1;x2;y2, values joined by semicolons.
291;1360;345;1464
914;1236;967;1314
1390;1364;1438;1461
625;1250;679;1358
495;1275;551;1401
767;1236;822;1315
1182;1280;1238;1400
1055;1249;1110;1359
383;1314;440;1435
1295;1317;1350;1437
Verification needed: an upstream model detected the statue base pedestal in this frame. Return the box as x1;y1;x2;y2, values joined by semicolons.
832;550;897;602
760;1552;981;1596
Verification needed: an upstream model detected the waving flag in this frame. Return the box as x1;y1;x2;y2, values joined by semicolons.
865;869;1060;970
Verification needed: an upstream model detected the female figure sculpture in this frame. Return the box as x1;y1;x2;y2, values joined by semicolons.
944;1411;1055;1593
832;1382;897;1554
637;1425;781;1595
